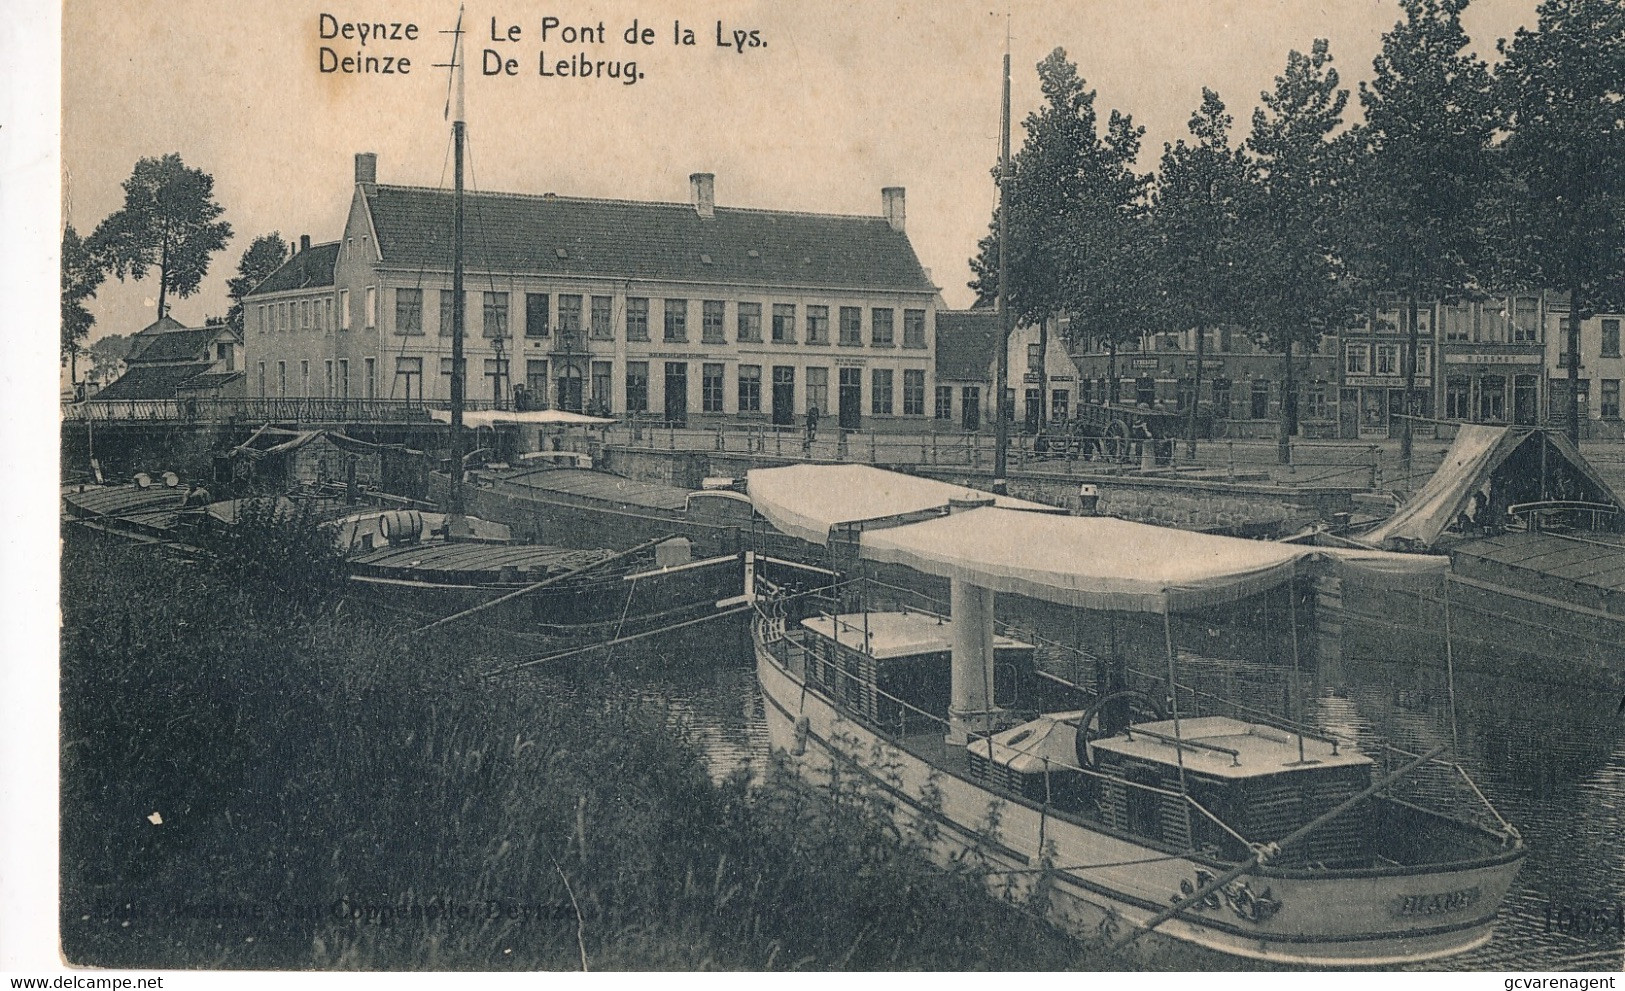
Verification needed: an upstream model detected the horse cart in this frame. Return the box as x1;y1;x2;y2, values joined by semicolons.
1032;401;1211;464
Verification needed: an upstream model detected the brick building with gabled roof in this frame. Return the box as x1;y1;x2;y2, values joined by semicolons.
244;153;943;431
932;309;1001;431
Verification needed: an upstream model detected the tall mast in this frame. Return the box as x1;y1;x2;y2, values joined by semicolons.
992;44;1012;495
448;7;467;516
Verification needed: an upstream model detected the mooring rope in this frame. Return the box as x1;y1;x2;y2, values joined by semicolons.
478;603;752;677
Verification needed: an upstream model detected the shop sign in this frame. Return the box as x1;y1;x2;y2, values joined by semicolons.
1444;352;1541;365
1130;357;1160;370
1023;372;1041;383
1049;374;1076;382
1345;376;1409;388
1183;358;1225;370
834;357;867;368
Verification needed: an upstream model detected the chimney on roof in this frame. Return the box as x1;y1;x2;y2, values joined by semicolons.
355;152;377;185
690;172;715;219
300;234;311;253
882;187;905;233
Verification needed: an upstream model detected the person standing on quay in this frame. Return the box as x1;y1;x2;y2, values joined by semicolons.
805;403;820;453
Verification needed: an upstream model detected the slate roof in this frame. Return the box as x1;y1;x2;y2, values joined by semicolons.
934;310;1001;382
246;241;340;297
92;362;214;400
126;327;224;364
136;315;188;335
178;371;245;392
359;184;937;294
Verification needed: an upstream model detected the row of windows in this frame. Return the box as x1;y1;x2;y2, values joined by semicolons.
1438;298;1543;343
256;289;377;334
258;296;336;334
255;357;379;398
377;357;932;417
1537;378;1622;420
1553;317;1622;359
1073;327;1338;357
1344;342;1433;377
601;362;928;416
386;288;929;348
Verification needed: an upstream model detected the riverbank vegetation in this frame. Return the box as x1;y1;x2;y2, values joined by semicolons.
60;513;1122;970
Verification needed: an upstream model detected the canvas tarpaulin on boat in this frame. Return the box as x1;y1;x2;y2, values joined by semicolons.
860;506;1446;613
1363;425;1625;549
745;464;1063;546
1364;424;1511;549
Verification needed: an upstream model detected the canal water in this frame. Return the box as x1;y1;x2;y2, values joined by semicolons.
528;598;1624;972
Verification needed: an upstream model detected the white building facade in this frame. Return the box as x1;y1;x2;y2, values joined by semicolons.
246;155;940;433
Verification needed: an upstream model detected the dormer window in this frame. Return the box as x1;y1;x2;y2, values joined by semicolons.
556;247;569;259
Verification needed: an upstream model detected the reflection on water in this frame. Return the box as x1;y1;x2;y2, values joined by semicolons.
526;595;1623;971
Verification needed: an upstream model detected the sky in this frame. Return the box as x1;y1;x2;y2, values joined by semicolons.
60;0;1545;343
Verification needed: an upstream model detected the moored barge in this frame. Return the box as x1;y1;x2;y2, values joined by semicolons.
747;464;1524;966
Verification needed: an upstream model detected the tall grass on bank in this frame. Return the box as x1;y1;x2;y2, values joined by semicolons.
61;513;1118;970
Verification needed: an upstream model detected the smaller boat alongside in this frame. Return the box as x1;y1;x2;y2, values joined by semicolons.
1330;425;1625;693
328;505;746;638
62;472;207;546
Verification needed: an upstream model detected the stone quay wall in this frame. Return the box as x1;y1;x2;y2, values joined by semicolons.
599;446;1357;534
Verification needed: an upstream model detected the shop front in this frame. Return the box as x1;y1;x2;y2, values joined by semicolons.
1441;351;1543;427
1344;375;1408;439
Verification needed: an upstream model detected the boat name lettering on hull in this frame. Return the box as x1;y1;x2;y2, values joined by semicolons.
1395;887;1481;918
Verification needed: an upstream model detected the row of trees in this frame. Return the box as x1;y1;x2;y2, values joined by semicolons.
61;153;291;385
972;0;1624;458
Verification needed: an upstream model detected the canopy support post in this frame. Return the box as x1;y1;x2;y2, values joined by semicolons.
947;577;999;746
1162;603;1194;850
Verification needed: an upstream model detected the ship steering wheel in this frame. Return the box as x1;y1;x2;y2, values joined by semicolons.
1072;689;1168;770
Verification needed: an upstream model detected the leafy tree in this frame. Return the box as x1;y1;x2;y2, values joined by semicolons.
1243;40;1359;462
89;154;232;320
1153;88;1256;456
969;48;1151;403
1065;205;1162;404
972;49;1102;323
61;224;104;380
1495;0;1625;442
1354;0;1500;471
87;334;133;383
225;233;289;336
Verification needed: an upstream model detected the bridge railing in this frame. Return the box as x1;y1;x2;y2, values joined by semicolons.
63;398;445;424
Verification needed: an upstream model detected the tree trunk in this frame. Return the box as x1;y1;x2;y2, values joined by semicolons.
157;213;171;321
1186;323;1205;460
1401;290;1418;479
1038;316;1049;429
1277;337;1293;464
1107;341;1119;405
1567;283;1582;445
